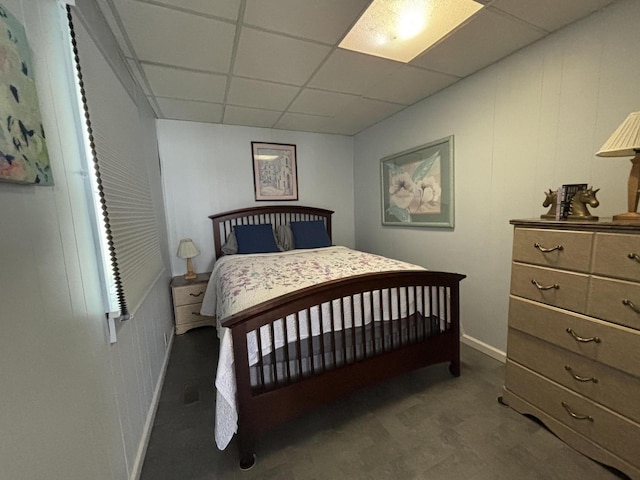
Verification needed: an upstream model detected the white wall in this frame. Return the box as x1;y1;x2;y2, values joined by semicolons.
0;1;173;479
353;0;640;357
157;120;355;276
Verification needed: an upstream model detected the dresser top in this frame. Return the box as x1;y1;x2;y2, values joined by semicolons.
510;218;640;232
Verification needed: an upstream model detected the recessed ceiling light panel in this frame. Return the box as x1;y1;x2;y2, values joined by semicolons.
340;0;483;63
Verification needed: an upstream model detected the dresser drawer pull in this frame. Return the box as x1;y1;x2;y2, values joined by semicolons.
564;365;598;383
531;279;559;290
566;328;601;343
189;291;204;298
628;253;640;263
561;401;593;422
534;242;563;253
622;298;640;314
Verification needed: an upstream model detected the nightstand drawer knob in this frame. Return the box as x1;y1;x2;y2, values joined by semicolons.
531;279;559;290
566;328;601;343
189;291;204;298
627;252;640;263
561;401;593;422
622;298;640;314
564;365;598;383
534;242;563;253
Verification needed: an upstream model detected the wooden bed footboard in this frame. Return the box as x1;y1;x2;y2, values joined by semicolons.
221;270;466;469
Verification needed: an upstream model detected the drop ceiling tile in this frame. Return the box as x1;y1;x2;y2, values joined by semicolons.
113;0;236;72
411;8;547;77
223;105;281;128
337;97;406;130
288;89;360;117
491;0;615;32
274;112;336;134
143;64;227;102
137;0;241;19
308;49;402;95
243;0;369;44
364;65;460;105
156;97;224;123
127;58;151;96
227;78;300;110
233;27;331;85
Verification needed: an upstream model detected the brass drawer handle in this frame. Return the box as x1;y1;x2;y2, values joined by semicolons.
566;328;601;343
531;279;559;290
534;242;563;253
561;401;593;422
622;299;640;314
564;365;598;383
189;291;204;298
628;253;640;263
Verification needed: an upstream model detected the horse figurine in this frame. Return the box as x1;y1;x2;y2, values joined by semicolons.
568;187;599;220
541;189;557;219
541;187;599;220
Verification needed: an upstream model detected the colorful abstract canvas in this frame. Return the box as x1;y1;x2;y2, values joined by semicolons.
0;4;52;185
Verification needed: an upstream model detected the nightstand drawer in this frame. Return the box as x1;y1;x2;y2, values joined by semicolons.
507;329;640;424
506;361;640;470
588;276;640;331
173;282;207;307
175;303;206;325
510;262;588;313
512;228;592;272
508;297;640;378
593;233;640;282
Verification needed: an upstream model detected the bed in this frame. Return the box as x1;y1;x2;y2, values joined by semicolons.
201;205;465;468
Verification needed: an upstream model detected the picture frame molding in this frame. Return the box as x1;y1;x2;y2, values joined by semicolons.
380;135;454;229
251;142;298;201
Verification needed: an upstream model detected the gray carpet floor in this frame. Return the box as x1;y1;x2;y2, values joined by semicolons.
140;326;628;480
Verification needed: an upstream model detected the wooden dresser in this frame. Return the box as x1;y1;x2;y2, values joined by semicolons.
501;219;640;479
170;272;214;335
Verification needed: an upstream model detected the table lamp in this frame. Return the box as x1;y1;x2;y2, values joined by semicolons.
596;111;640;221
177;238;200;280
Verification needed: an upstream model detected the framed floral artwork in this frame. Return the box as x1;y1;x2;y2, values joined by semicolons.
0;4;52;185
251;142;298;201
381;136;454;228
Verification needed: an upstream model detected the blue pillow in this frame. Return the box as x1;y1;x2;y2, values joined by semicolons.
290;220;331;249
233;224;280;254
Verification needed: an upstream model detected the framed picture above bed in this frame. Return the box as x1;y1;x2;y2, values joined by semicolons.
251;142;298;201
381;135;454;228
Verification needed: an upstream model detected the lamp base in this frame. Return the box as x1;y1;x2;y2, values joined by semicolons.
184;257;197;280
184;272;197;280
612;211;640;221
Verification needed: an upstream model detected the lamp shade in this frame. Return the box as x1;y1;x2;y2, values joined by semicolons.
597;111;640;157
177;238;200;259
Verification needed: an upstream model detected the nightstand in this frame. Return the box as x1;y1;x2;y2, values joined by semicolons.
170;272;214;335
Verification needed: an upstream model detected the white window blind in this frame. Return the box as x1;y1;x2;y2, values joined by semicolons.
67;7;164;318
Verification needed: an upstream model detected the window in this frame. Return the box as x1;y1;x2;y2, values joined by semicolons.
66;6;164;321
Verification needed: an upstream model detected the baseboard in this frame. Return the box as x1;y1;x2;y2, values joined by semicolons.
461;333;506;363
130;326;175;480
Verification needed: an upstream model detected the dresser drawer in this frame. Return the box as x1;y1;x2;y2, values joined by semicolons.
506;361;640;469
593;233;640;282
588;276;640;331
507;329;640;424
508;297;640;378
510;262;588;313
512;228;593;272
175;303;207;326
173;282;207;307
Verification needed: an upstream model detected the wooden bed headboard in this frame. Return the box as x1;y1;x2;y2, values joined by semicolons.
209;205;334;259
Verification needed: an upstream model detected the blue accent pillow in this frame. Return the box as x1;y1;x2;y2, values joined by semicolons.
233;224;280;254
290;220;331;249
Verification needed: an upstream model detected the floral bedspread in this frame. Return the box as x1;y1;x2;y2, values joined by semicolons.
201;245;424;321
200;245;425;451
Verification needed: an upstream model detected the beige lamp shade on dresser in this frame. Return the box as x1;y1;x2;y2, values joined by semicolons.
597;111;640;221
177;238;200;280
